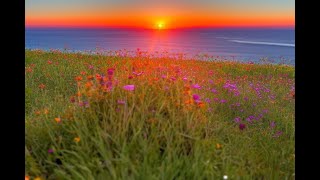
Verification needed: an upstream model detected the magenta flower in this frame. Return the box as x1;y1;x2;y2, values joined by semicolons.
107;68;115;76
182;77;188;81
123;85;135;91
170;77;176;81
193;94;200;101
192;84;201;89
48;149;54;154
239;123;246;130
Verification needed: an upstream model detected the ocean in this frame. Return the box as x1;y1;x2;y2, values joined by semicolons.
25;28;295;65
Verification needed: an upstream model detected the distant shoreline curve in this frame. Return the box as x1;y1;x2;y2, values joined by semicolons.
229;40;295;47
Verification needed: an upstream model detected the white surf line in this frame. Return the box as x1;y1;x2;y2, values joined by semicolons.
229;40;295;47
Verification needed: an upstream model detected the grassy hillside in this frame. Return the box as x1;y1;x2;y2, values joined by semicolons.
25;49;295;179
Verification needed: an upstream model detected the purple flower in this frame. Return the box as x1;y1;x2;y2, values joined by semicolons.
213;98;219;102
79;101;89;108
234;117;241;123
244;97;249;101
205;98;211;103
270;121;276;128
246;115;255;122
273;131;283;138
48;149;54;154
220;99;227;103
211;88;218;94
257;114;263;120
192;84;201;89
239;123;246;130
123;85;135;91
269;95;276;100
193;94;200;101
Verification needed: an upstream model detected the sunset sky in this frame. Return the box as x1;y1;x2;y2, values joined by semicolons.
26;0;295;29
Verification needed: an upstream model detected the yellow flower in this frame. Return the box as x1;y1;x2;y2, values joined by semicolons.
216;143;222;149
54;118;61;123
34;177;42;180
74;137;81;143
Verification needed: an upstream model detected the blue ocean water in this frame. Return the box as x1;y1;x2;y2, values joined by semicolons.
25;28;295;64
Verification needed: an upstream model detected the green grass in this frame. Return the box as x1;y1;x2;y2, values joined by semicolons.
25;49;295;179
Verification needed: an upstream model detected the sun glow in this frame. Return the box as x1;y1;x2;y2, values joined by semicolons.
156;21;165;30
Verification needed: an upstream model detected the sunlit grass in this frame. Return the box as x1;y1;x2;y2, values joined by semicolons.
25;49;295;179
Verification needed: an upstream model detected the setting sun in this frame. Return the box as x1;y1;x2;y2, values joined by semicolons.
156;22;165;30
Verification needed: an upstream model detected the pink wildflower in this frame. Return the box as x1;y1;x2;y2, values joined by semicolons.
123;85;135;91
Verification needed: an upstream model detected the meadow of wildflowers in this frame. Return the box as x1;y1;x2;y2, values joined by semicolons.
25;49;295;179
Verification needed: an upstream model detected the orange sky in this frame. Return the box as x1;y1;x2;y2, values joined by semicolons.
25;0;294;29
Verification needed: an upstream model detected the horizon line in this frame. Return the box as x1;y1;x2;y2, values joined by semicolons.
25;25;295;30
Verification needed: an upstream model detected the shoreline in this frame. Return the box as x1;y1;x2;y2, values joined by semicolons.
25;48;295;67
